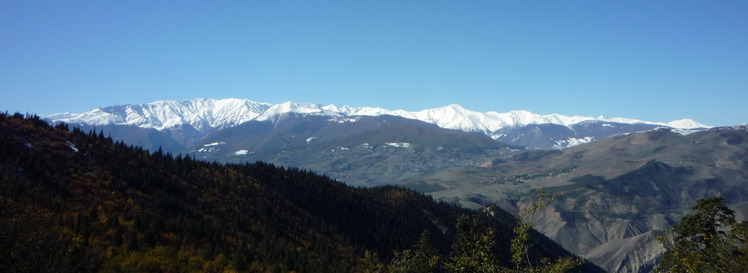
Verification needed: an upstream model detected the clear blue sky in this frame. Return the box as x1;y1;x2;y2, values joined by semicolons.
2;1;746;126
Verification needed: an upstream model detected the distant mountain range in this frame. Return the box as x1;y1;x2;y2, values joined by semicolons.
46;98;710;151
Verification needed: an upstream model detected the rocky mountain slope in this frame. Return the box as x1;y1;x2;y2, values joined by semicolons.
188;114;511;186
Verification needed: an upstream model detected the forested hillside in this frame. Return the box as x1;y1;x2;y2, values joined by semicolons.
0;113;597;273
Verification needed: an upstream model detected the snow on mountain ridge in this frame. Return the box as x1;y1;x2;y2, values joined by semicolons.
46;98;710;136
52;98;271;131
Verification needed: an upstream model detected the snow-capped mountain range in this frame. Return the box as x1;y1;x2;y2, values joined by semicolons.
48;98;708;131
46;98;710;149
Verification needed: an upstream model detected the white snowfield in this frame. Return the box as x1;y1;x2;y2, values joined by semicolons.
47;98;710;137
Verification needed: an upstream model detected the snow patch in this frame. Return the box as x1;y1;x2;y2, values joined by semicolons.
235;150;249;155
331;146;349;152
306;137;317;143
198;147;219;153
555;137;594;148
387;142;412;148
670;128;703;136
329;117;361;124
203;142;225;147
490;133;507;140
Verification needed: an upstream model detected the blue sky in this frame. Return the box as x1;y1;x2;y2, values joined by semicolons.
2;1;746;126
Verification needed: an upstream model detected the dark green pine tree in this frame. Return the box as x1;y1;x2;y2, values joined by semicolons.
412;230;440;273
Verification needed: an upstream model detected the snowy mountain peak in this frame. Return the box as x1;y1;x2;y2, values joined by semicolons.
665;119;708;129
444;104;469;112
